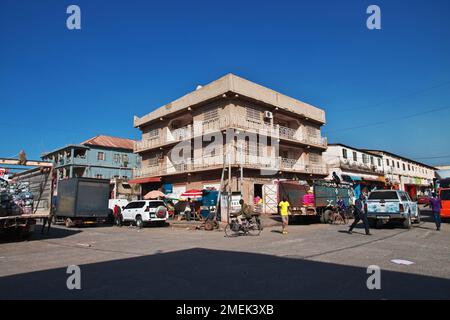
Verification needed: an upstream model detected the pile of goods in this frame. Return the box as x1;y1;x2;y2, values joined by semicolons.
0;180;34;217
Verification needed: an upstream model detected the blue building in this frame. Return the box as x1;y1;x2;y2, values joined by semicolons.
42;135;140;181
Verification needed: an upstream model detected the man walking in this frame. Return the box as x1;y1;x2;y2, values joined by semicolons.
113;204;122;227
429;192;442;231
348;193;371;235
278;197;290;235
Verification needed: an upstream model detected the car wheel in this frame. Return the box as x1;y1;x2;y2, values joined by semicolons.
65;218;73;228
415;211;421;224
321;210;331;224
135;215;144;229
368;219;377;228
403;214;412;229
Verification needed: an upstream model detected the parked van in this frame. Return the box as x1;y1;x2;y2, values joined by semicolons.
439;188;450;219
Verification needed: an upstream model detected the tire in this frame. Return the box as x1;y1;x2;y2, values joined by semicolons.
65;218;73;228
135;215;144;229
368;219;377;228
155;206;167;219
415;210;421;224
248;219;262;236
320;210;331;224
403;214;412;229
224;223;239;237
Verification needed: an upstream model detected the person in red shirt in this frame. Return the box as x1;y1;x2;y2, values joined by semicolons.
113;204;122;227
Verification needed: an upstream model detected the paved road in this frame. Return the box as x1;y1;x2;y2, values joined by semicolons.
0;208;449;299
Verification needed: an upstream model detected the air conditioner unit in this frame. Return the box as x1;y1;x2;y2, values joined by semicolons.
264;111;273;119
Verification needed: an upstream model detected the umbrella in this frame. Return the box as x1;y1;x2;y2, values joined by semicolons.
144;190;165;199
165;192;180;200
180;189;203;200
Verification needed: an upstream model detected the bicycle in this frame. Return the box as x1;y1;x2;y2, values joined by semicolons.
225;214;263;237
328;206;349;225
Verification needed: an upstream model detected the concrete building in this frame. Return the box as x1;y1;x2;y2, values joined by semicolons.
364;149;435;199
323;144;385;191
132;74;328;210
42;135;140;181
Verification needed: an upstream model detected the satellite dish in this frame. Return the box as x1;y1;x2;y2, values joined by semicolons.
196;85;203;90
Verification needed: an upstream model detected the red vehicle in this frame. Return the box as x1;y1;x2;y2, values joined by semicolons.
417;195;430;205
439;188;450;219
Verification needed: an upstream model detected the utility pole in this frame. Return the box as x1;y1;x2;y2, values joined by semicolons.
227;150;231;224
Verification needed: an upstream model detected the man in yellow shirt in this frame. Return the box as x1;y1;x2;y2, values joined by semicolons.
278;197;290;235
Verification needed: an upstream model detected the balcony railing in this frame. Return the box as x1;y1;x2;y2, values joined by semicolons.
133;154;327;178
134;115;327;153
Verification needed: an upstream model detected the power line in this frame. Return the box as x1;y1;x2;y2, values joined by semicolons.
338;79;450;112
328;105;450;133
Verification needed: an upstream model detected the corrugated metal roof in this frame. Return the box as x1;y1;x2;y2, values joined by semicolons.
81;135;135;150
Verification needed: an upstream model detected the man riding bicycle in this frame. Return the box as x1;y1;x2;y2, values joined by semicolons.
237;199;253;225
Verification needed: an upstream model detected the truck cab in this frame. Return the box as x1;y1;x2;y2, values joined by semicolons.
366;190;420;229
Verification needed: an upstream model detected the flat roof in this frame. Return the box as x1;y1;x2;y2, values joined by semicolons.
134;73;326;128
363;149;436;170
327;143;383;158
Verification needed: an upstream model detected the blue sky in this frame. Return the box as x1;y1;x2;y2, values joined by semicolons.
1;0;449;165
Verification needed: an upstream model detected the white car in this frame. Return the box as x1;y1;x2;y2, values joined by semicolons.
121;200;168;228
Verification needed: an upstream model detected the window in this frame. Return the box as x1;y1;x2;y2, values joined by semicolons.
124;201;146;209
408;164;411;170
122;154;129;163
203;108;219;122
306;126;318;138
147;201;165;208
353;151;357;161
400;192;408;202
397;161;400;168
342;149;348;159
148;128;159;139
246;107;261;124
368;191;399;200
386;159;389;166
403;163;406;170
370;156;374;165
362;154;369;164
113;154;120;163
309;153;321;164
441;189;450;200
97;152;105;161
377;158;381;166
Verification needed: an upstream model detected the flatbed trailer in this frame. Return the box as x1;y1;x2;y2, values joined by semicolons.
0;158;53;237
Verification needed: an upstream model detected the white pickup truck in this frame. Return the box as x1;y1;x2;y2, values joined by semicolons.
366;190;420;229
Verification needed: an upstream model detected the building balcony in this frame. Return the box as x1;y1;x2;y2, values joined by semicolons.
135;115;327;153
133;155;327;178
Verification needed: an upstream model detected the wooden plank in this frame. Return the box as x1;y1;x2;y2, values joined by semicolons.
0;213;49;221
0;159;53;167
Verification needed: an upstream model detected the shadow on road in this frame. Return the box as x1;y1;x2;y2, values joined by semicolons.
0;226;82;243
0;248;449;299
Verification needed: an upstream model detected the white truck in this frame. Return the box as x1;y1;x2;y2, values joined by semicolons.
366;190;420;229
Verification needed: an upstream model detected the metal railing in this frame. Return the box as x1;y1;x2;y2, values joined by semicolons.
134;116;327;152
134;154;327;178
